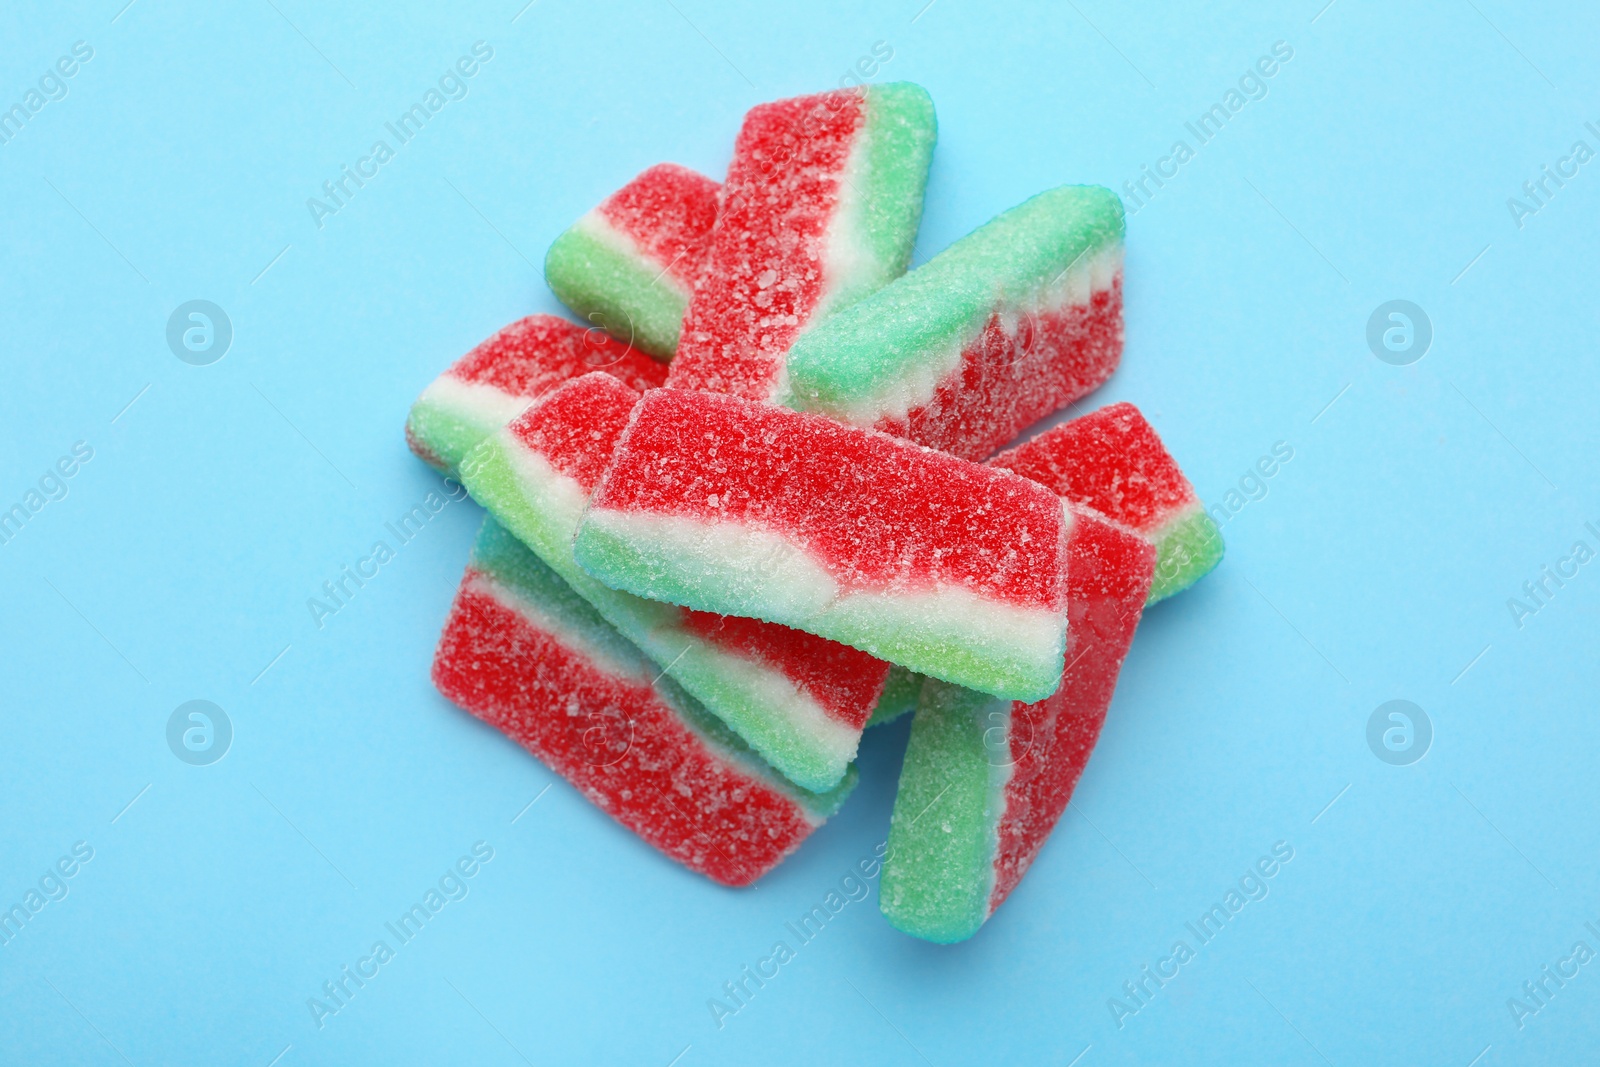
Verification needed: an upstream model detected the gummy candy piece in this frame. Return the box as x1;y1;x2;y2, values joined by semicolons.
405;314;667;474
785;185;1124;460
573;388;1072;703
879;511;1154;942
434;519;852;886
991;402;1222;603
667;83;937;402
459;374;887;792
545;163;721;359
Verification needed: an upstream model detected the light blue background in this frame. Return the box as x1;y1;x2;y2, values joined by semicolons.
2;1;1597;1064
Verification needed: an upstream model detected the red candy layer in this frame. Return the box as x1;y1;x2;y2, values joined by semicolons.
448;314;669;396
990;512;1155;909
669;90;866;400
594;389;1069;610
597;163;721;288
990;401;1197;534
680;610;888;731
882;278;1124;461
434;573;813;887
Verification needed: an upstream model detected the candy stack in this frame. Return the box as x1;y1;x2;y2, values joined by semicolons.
408;83;1223;943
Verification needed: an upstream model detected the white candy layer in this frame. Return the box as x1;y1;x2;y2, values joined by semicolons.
501;438;592;558
583;511;842;617
812;114;876;327
581;508;1067;695
420;375;535;432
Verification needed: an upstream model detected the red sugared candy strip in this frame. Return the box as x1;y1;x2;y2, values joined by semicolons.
573;388;1072;703
545;163;722;359
879;510;1155;941
667;84;937;401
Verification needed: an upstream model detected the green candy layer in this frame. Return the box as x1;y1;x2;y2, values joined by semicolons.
1148;508;1226;604
573;514;1065;704
880;680;1009;944
544;223;687;360
865;665;922;728
813;82;939;319
405;396;501;476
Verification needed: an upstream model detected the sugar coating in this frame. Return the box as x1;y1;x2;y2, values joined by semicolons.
990;402;1224;603
668;83;937;401
785;185;1126;460
545;164;721;359
880;511;1154;942
459;374;888;792
433;519;854;887
574;389;1071;702
405;314;667;474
